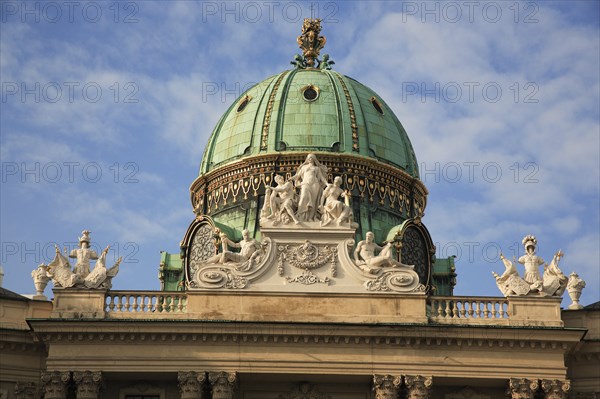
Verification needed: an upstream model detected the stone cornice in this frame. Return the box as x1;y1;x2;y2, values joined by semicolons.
28;319;585;350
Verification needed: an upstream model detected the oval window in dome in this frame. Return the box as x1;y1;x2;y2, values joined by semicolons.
237;95;252;113
370;96;384;115
302;85;320;102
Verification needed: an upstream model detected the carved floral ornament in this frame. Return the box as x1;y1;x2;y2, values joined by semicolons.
184;154;426;294
492;235;586;305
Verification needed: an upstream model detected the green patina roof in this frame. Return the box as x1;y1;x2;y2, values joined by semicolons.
200;69;419;178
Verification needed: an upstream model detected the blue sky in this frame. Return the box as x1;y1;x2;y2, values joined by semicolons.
1;1;598;307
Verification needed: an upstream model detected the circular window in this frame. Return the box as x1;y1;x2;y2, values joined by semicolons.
237;95;251;112
302;85;320;102
370;96;384;115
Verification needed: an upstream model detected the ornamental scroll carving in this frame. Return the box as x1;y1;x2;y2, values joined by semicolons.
278;241;337;285
184;217;274;290
278;382;332;399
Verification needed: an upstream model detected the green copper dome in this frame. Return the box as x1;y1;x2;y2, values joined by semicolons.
199;68;419;178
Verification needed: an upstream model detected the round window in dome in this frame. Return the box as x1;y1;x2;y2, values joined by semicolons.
301;85;320;102
236;95;252;113
370;96;385;115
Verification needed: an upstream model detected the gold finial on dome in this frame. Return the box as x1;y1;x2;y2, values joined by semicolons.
296;18;327;68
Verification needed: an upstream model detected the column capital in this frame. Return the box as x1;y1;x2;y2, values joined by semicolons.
541;379;570;399
73;371;102;399
14;382;38;399
208;372;237;399
372;374;401;399
404;375;433;399
507;378;539;399
41;371;71;399
178;371;205;399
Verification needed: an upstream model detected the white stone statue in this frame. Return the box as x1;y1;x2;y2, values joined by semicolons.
31;263;50;298
206;229;262;271
289;153;329;222
84;245;122;289
493;253;531;296
353;231;414;274
493;235;574;298
319;176;353;227
264;175;300;225
542;250;568;296
69;230;98;278
43;231;122;290
567;272;586;310
47;246;83;288
518;235;544;291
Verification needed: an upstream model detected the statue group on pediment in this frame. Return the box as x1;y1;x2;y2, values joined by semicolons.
205;228;265;272
493;235;585;306
260;153;355;228
353;231;414;275
31;230;122;297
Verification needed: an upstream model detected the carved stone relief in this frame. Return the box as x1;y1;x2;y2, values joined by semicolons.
278;241;337;285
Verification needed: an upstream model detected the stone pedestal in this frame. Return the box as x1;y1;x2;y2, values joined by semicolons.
73;371;102;399
372;374;401;399
41;371;70;399
208;372;237;399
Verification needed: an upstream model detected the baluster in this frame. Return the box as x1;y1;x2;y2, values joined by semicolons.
131;295;138;312
177;296;184;312
437;300;444;317
484;302;491;318
140;295;147;312
499;301;507;318
467;301;474;317
459;300;467;318
452;301;459;319
444;301;452;318
107;295;115;311
169;296;176;312
157;295;164;312
477;301;484;318
116;295;123;312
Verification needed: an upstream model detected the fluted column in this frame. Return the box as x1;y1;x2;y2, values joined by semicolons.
14;382;38;399
41;371;70;399
73;371;102;399
208;372;237;399
178;371;206;399
404;375;433;399
541;379;570;399
507;378;539;399
372;374;402;399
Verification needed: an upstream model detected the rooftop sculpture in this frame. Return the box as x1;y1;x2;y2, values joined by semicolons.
31;231;122;295
493;235;584;303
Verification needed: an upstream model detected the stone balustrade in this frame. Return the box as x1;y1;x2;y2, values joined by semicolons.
105;291;187;314
427;296;510;324
46;289;564;327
